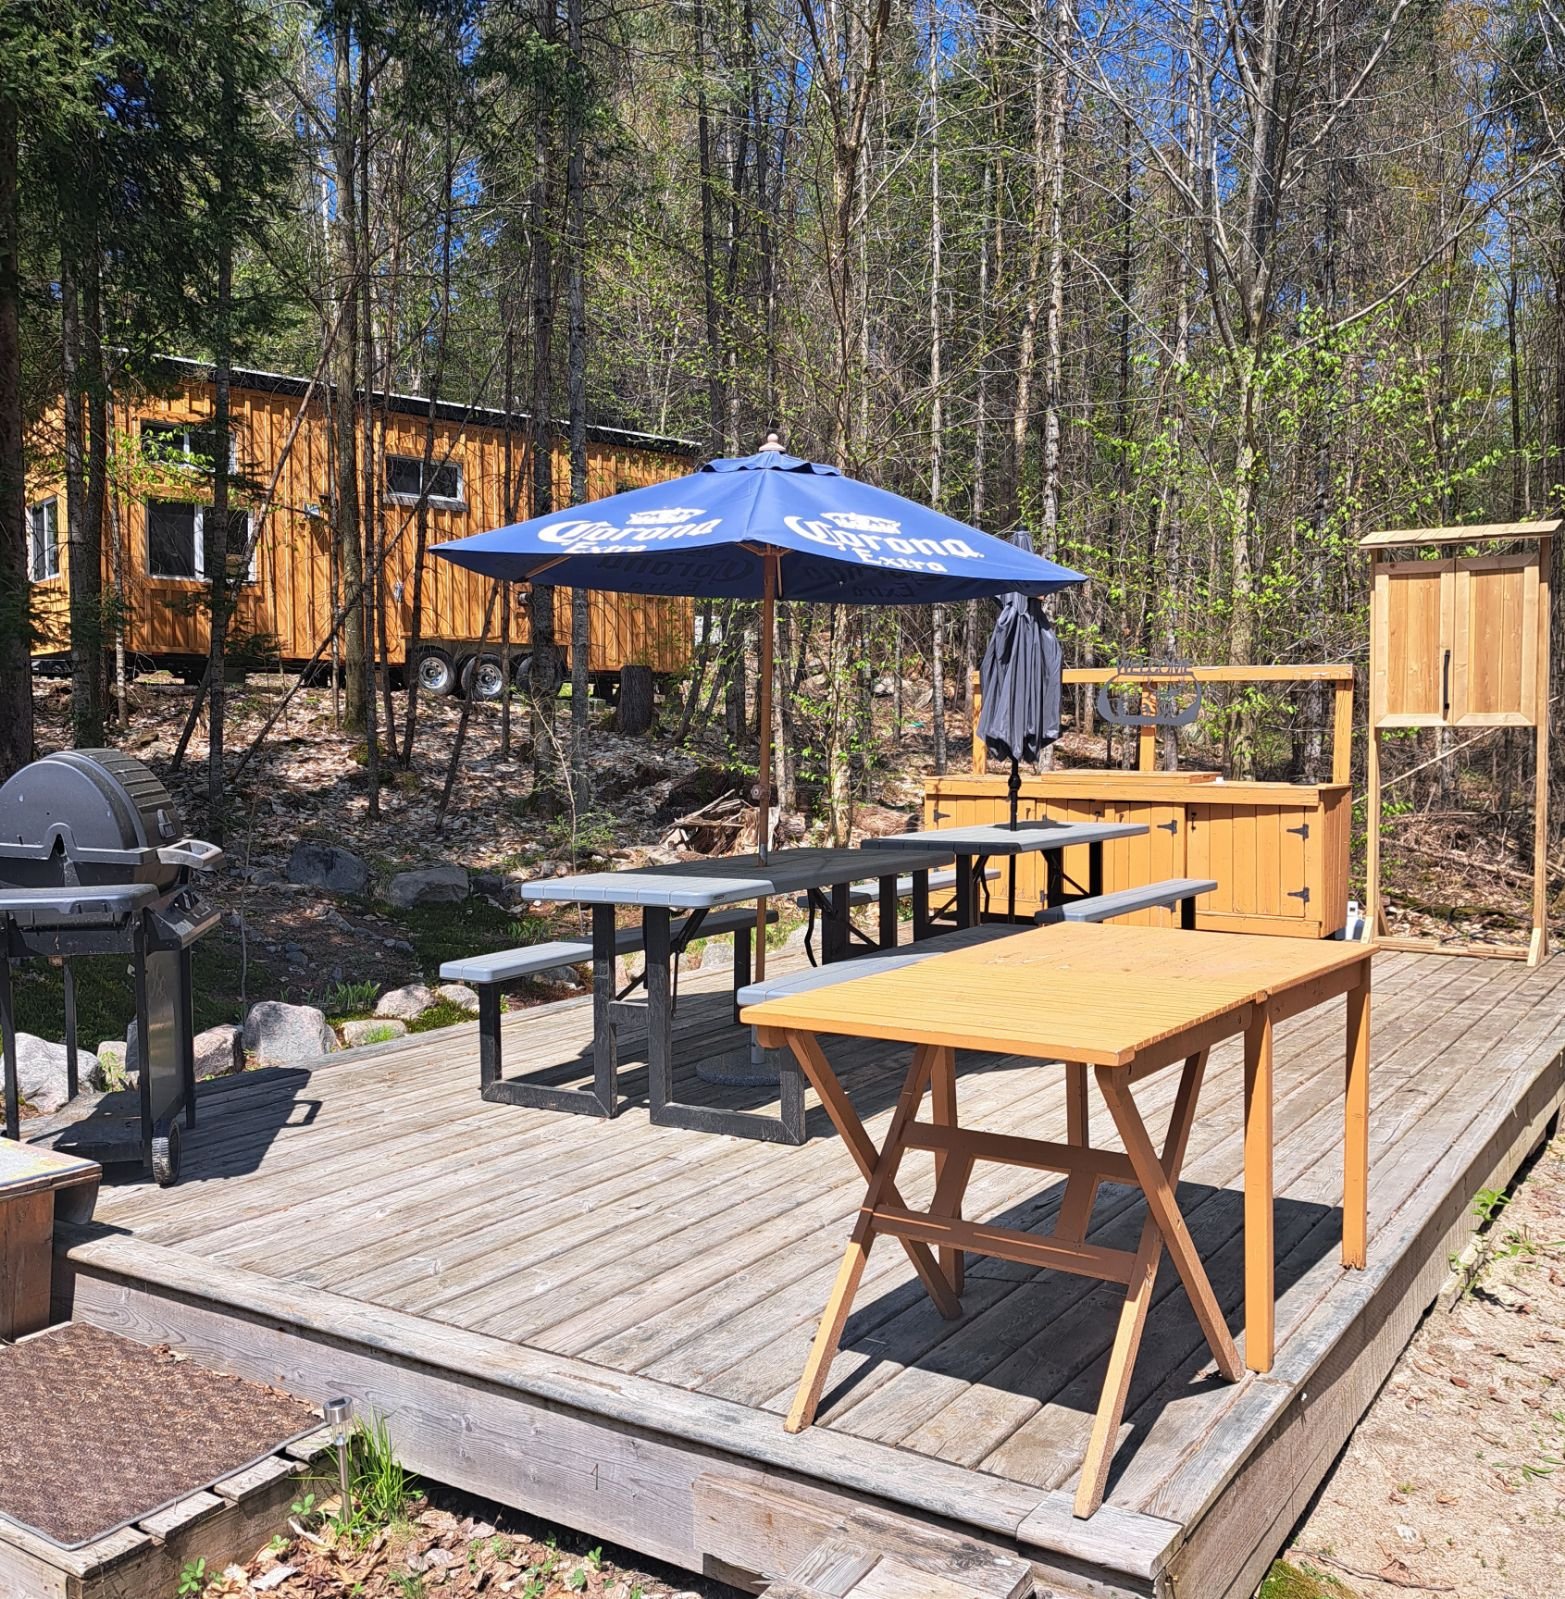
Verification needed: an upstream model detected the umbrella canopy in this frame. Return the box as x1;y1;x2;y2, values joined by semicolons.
429;448;1086;602
430;445;1087;963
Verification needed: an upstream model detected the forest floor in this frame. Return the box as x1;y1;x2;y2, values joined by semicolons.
1265;1130;1565;1599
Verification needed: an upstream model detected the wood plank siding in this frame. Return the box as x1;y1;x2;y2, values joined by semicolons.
26;360;697;675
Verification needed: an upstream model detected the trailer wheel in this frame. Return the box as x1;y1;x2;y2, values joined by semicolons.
417;649;458;697
511;652;564;695
461;654;508;701
151;1122;182;1187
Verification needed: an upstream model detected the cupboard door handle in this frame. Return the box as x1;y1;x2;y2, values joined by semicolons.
1442;649;1451;719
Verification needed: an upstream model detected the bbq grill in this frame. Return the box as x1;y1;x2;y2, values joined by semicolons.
0;750;224;1184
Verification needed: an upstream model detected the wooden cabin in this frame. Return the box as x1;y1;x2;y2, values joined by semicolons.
26;358;698;691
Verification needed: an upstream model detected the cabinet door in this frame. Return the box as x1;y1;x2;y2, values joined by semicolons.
1451;553;1539;726
1110;802;1189;925
1372;559;1452;727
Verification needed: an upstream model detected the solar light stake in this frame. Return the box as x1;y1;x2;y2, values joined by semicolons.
324;1396;353;1513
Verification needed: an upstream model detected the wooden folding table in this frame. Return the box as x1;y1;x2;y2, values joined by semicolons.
741;922;1374;1517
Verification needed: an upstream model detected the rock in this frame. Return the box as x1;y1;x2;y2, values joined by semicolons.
386;865;469;909
433;982;481;1013
287;841;370;897
128;1019;239;1081
471;871;506;898
4;1033;95;1112
93;1039;126;1081
341;1017;409;1047
194;1024;244;1080
375;983;435;1020
285;942;308;966
241;1001;337;1064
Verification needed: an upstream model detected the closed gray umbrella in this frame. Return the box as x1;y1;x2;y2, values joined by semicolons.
977;546;1063;918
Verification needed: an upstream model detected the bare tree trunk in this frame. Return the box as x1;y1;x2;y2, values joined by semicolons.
929;4;947;776
567;0;592;805
1009;0;1050;528
1038;0;1070;555
60;249;104;747
529;0;560;810
0;93;29;779
332;16;366;735
206;233;233;830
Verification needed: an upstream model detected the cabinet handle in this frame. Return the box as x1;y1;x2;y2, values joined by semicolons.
1442;649;1451;719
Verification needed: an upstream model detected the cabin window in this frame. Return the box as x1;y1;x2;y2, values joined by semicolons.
385;453;463;506
27;499;60;581
141;420;233;474
146;501;257;582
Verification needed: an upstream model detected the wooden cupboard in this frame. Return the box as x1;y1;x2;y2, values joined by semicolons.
922;772;1351;939
1371;552;1541;728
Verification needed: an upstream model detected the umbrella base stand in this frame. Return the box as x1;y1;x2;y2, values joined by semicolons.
696;1030;786;1087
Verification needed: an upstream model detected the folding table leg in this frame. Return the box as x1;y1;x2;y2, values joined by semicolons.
1098;1062;1241;1382
1074;1050;1210;1517
786;1041;943;1433
928;1045;963;1294
782;1030;961;1320
1243;1006;1276;1371
1343;961;1371;1269
1056;1062;1098;1246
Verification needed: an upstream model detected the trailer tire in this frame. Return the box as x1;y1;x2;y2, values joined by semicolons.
511;652;563;696
417;649;458;697
461;654;507;702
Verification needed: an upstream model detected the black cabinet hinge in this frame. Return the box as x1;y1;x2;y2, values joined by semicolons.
1286;822;1310;839
1287;886;1311;904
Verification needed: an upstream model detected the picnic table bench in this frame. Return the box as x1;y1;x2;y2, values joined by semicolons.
741;922;1373;1517
517;845;955;1143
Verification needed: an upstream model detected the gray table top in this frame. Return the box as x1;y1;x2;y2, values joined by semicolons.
864;818;1149;856
519;843;957;911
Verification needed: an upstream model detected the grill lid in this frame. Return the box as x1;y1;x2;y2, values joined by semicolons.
0;750;222;887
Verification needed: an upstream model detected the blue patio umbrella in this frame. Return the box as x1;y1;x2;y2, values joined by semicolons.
431;440;1086;943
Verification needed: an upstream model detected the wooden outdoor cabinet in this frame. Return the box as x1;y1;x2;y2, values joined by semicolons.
1372;552;1540;727
923;772;1351;939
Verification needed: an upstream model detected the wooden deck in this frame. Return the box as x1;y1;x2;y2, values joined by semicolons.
45;944;1565;1599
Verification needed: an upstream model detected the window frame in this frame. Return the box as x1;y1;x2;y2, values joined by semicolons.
145;499;259;585
384;451;465;509
27;497;60;582
140;419;237;475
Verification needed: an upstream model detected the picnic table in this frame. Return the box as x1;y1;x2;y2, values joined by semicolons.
521;844;954;1143
864;817;1148;926
741;921;1373;1517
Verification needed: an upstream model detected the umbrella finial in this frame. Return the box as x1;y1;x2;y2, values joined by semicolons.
759;431;784;452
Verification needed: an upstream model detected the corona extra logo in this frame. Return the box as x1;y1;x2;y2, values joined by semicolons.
539;508;722;547
823;511;900;534
625;507;705;526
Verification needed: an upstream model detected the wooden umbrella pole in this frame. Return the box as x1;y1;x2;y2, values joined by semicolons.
755;550;778;979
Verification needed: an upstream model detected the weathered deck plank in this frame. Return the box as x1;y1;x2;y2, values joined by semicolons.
51;945;1565;1599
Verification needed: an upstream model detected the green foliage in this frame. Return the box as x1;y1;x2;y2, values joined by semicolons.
176;1557;207;1597
331;1413;413;1544
322;979;380;1019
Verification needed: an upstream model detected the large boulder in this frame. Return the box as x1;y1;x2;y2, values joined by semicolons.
241;1001;337;1065
287;841;370;897
387;865;469;910
126;1019;243;1081
4;1033;96;1113
374;983;435;1021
